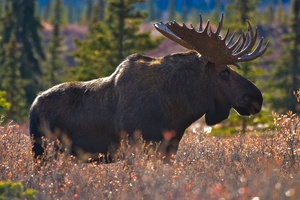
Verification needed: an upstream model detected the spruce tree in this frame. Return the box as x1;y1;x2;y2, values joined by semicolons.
182;0;188;21
275;0;288;24
98;0;105;21
147;0;156;22
71;0;161;81
0;0;5;18
43;0;65;88
270;0;300;113
86;0;93;21
68;0;74;24
91;0;106;24
226;0;259;29
43;0;51;22
210;0;221;22
168;0;176;20
1;36;27;121
0;0;45;107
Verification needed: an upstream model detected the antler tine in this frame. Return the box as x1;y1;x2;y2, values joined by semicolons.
198;13;210;33
203;20;210;34
233;31;250;54
209;13;224;38
199;14;203;31
210;14;223;38
223;27;230;41
238;39;269;62
226;31;236;46
229;34;244;52
154;22;194;50
215;13;224;36
153;13;269;67
232;22;258;58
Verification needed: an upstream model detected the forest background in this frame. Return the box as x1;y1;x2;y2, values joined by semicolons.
0;0;299;135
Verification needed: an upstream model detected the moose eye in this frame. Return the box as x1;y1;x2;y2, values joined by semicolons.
220;69;230;80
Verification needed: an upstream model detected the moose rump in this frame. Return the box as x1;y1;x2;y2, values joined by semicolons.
30;79;119;160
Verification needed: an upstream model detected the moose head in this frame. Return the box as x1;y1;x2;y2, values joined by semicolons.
30;14;269;162
154;13;268;125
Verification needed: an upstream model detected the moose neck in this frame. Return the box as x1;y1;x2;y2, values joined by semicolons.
160;52;210;132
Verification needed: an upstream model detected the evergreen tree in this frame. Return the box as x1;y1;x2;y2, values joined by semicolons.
0;0;5;18
43;0;51;22
98;0;105;21
270;0;300;113
0;0;45;107
86;0;93;21
74;2;82;23
70;22;115;80
226;0;259;29
262;4;275;25
43;0;65;88
168;0;176;20
275;0;289;24
91;0;106;24
68;0;74;24
70;0;161;81
210;0;221;22
1;36;27;121
147;0;156;22
182;0;188;21
35;0;42;19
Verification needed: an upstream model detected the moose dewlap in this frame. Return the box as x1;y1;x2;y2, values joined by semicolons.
30;14;268;162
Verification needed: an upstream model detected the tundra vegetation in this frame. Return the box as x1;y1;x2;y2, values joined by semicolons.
1;108;300;199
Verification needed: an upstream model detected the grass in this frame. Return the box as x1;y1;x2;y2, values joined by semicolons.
1;113;300;200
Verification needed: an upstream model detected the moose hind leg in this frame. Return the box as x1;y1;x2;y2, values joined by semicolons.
29;113;45;158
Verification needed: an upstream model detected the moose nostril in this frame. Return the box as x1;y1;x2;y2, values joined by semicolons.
252;100;262;112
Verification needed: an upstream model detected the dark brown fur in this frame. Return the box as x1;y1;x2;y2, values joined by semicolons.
30;51;263;161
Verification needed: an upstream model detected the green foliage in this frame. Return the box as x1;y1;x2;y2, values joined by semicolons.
0;91;10;115
49;0;67;26
67;0;74;24
261;4;275;25
43;0;65;88
0;36;27;121
211;108;274;136
146;0;156;22
0;0;45;107
70;22;115;80
86;0;93;21
0;0;4;18
168;0;176;20
275;0;289;24
0;180;36;200
226;0;259;29
70;0;161;81
268;0;300;113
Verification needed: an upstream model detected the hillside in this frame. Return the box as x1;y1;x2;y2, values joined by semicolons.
43;21;287;70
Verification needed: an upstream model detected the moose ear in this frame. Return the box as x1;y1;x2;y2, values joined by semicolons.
205;100;230;125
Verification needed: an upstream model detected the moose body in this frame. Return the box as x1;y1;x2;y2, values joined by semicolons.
30;14;268;161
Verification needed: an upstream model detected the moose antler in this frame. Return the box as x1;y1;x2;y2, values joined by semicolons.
154;13;269;68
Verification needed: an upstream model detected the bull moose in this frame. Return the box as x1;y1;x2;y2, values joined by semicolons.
30;14;268;162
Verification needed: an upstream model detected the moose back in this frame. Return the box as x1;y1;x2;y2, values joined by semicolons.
30;14;268;161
